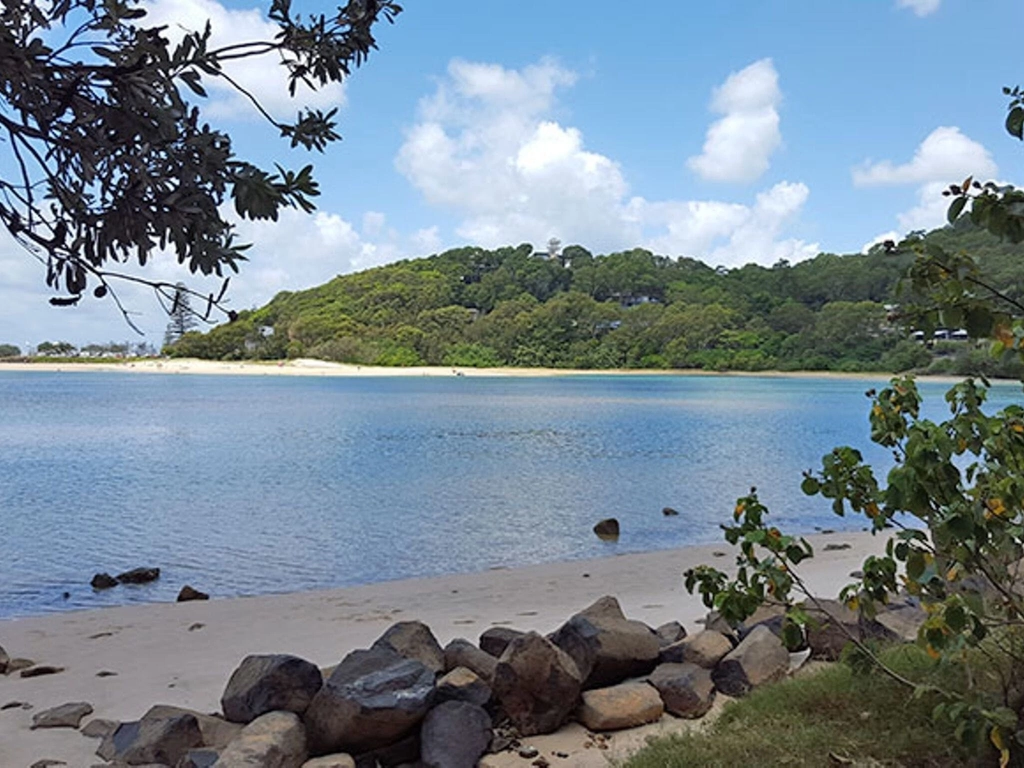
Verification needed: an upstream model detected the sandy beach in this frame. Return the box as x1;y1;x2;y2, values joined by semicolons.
0;531;886;767
0;357;916;380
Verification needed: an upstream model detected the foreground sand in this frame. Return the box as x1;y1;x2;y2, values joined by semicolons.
0;357;916;380
0;531;884;767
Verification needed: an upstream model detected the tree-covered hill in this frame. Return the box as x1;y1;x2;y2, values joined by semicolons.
166;220;1024;376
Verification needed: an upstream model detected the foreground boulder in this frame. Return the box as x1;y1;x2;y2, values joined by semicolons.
303;647;435;755
146;705;242;751
214;710;307;768
491;632;582;736
222;655;323;724
435;667;491;707
649;662;715;718
31;701;93;729
443;638;498;682
549;595;660;688
659;629;733;669
712;625;789;697
371;621;445;675
116;567;160;584
97;709;203;765
576;681;663;731
420;701;491;768
479;627;523;658
180;748;221;768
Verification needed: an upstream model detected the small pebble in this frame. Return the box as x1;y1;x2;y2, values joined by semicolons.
96;670;117;677
519;746;539;758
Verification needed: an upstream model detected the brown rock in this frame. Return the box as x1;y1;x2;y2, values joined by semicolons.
421;700;492;768
479;627;524;658
435;667;491;707
371;621;445;675
302;755;355;768
712;625;789;697
654;621;686;647
649;662;716;718
875;600;926;643
31;701;93;729
221;654;323;724
116;567;160;584
443;638;498;682
659;630;733;669
8;657;35;674
592;518;619;540
804;598;863;660
146;705;242;751
576;681;663;731
214;710;307;768
82;718;119;739
549;595;660;688
91;572;118;590
491;632;582;736
96;710;202;766
177;585;209;602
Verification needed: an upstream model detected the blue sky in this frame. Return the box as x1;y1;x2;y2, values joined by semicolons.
2;0;1022;345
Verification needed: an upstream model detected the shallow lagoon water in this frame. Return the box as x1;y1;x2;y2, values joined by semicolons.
0;371;1019;617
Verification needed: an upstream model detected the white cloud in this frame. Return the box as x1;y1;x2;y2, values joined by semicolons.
362;211;386;237
396;57;816;266
896;0;941;17
141;0;345;120
853;126;996;187
853;126;998;232
687;59;782;183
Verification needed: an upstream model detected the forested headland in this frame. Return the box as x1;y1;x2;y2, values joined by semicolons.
166;220;1024;376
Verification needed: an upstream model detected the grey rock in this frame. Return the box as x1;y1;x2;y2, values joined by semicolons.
649;662;715;718
213;711;306;768
31;701;93;729
221;654;323;724
351;731;419;768
177;586;210;602
301;756;355;768
803;598;886;660
659;630;733;669
479;627;524;658
82;717;120;739
549;595;660;688
303;646;435;755
8;657;35;674
654;621;687;647
21;665;65;678
443;638;498;682
875;600;926;643
117;567;161;584
97;711;203;766
421;701;491;768
592;518;619;540
491;632;582;737
435;667;491;707
91;572;118;589
176;748;220;768
712;625;789;697
662;507;679;516
371;621;445;675
146;706;242;752
576;681;663;731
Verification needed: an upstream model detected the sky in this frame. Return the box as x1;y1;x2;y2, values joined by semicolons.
1;0;1022;347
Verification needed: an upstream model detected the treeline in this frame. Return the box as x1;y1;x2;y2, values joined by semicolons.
167;221;1024;376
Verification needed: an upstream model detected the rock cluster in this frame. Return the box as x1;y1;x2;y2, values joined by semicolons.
59;592;924;768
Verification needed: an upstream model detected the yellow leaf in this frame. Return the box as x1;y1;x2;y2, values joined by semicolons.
987;498;1008;517
1011;423;1024;434
991;726;1010;768
925;644;940;660
865;502;879;518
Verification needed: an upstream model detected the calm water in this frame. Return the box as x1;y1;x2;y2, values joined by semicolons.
0;371;1019;618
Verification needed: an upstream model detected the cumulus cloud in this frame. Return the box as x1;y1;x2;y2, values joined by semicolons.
396;57;816;268
853;126;998;232
687;59;782;183
141;0;345;120
896;0;941;17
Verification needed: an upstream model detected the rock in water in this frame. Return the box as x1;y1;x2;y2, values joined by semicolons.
90;573;118;590
648;662;716;718
31;701;93;729
96;711;202;766
116;567;160;584
421;701;491;768
491;632;582;736
549;595;661;688
662;507;680;516
371;621;445;675
177;585;209;602
221;654;323;724
478;627;524;658
303;647;435;755
576;681;664;731
443;638;498;682
592;518;619;540
214;711;307;768
711;625;789;697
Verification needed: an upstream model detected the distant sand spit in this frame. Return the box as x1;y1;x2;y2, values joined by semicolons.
0;531;884;766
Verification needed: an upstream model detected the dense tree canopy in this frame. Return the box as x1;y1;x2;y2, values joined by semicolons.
0;0;400;327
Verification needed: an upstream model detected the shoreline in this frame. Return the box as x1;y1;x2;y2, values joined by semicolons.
0;530;886;766
0;356;969;382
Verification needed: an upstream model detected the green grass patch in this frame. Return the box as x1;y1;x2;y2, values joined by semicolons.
624;645;981;768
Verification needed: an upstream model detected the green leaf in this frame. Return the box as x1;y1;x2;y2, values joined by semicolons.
947;195;967;224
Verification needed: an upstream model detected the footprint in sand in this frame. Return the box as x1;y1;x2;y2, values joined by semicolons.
453;619;475;625
87;631;115;640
